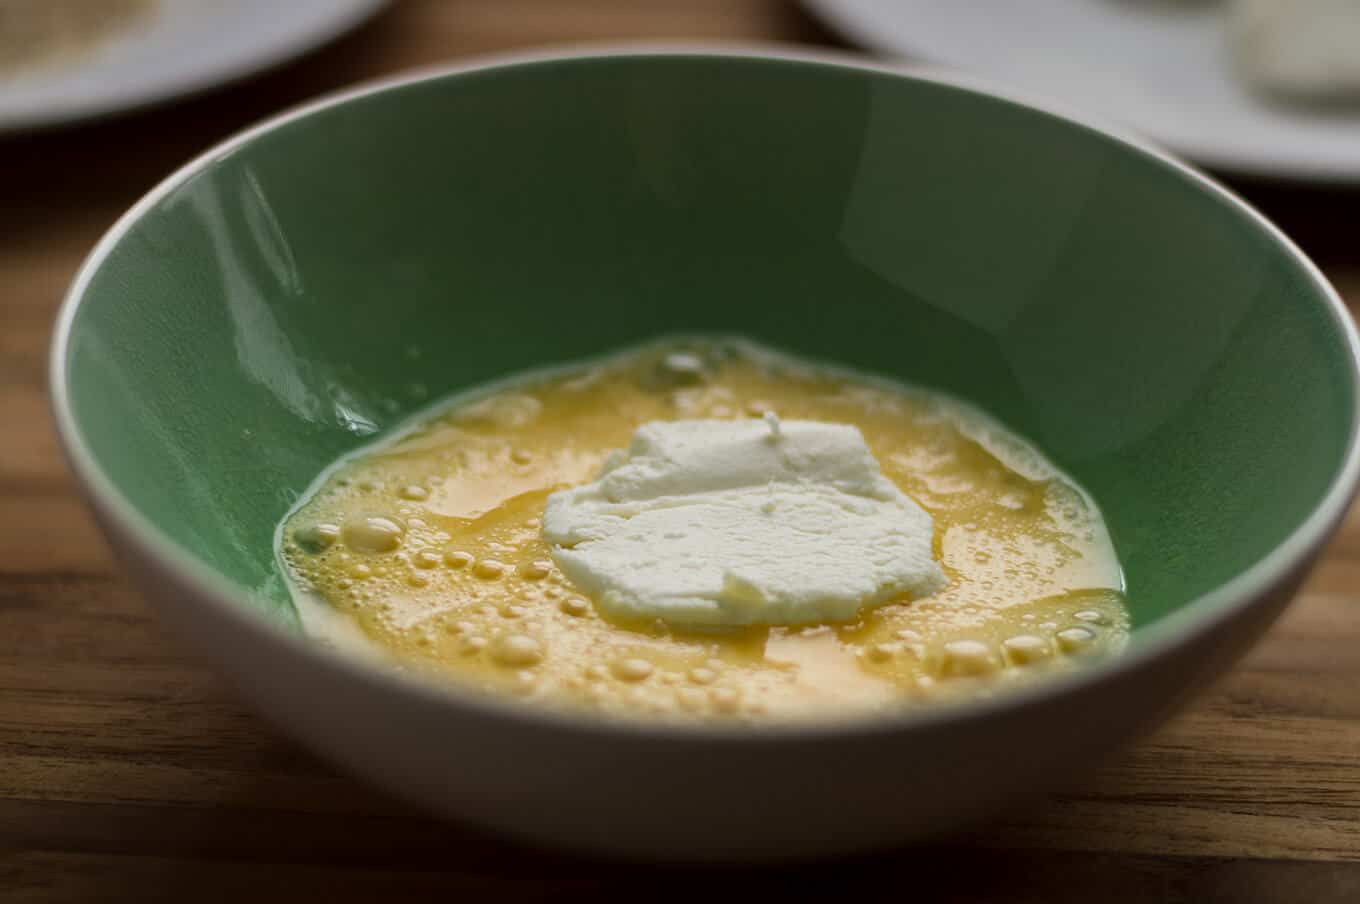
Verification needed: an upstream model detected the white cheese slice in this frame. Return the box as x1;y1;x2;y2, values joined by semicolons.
542;415;946;628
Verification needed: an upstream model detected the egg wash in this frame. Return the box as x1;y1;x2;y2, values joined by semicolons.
278;338;1129;723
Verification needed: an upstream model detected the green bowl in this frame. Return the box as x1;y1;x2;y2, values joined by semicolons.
51;47;1360;860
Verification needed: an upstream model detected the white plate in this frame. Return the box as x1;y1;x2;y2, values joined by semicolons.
0;0;387;134
805;0;1360;182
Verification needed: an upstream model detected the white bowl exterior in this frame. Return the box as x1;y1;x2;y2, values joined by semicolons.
104;514;1313;860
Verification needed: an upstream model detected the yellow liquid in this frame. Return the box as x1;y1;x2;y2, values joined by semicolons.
280;339;1129;723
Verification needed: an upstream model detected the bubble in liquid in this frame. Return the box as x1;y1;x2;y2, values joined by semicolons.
399;485;429;501
688;667;717;685
294;523;340;553
342;515;404;553
560;597;590;617
1002;634;1052;666
443;549;474;569
492;634;544;667
940;640;999;678
645;352;709;391
612;658;654;682
1057;626;1097;654
519;560;553;581
865;642;901;663
474;559;507;580
676;688;707;711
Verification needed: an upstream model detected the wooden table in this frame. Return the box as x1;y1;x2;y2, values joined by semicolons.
4;2;1358;899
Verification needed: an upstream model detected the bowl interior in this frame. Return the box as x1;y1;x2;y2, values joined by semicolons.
61;54;1355;636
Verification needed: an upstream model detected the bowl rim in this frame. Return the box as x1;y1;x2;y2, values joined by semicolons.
49;41;1360;743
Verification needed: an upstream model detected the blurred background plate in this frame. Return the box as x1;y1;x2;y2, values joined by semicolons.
804;0;1360;183
0;0;388;134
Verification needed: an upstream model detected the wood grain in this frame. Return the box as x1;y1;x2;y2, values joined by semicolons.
3;1;1359;900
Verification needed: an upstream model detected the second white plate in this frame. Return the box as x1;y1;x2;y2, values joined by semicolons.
805;0;1360;183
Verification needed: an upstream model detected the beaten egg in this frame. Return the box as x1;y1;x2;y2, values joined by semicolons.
279;338;1129;723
